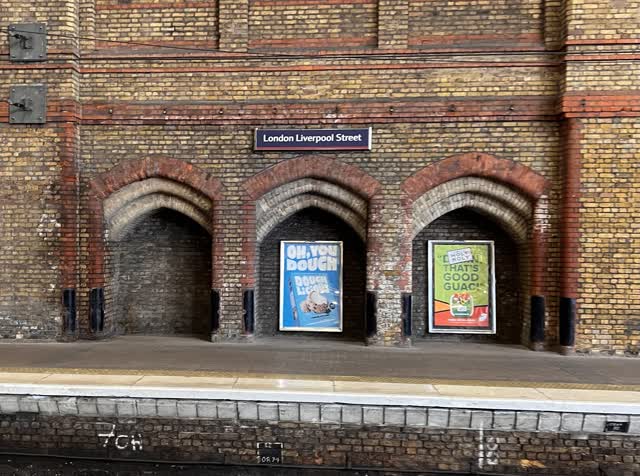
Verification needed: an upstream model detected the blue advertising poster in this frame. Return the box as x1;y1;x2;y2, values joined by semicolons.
279;241;343;332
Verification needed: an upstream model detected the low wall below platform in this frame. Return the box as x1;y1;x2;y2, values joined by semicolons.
1;394;639;475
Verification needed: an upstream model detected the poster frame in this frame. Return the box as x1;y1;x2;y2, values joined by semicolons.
427;240;496;334
279;240;344;333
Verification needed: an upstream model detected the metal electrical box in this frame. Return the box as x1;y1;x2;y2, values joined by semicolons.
8;23;47;62
9;84;47;124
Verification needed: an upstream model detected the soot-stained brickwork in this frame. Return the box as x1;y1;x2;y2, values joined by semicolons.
105;209;212;337
412;209;520;343
407;0;542;48
1;0;640;354
0;406;639;476
257;208;366;340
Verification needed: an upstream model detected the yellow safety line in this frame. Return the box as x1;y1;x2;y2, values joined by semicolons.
0;367;639;392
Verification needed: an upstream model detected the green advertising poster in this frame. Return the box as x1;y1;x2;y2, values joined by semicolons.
428;241;496;334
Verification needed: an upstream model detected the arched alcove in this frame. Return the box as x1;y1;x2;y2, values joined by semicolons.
401;154;551;348
412;208;522;343
87;158;223;339
256;207;367;340
409;176;533;345
106;208;212;337
247;165;375;342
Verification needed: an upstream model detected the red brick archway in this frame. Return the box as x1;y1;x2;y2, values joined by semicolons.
401;152;549;204
87;157;224;327
243;156;382;201
240;156;383;338
400;153;551;348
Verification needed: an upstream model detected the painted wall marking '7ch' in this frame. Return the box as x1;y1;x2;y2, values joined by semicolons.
97;423;143;451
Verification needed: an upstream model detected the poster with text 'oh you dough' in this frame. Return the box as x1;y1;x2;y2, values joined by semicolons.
279;241;343;332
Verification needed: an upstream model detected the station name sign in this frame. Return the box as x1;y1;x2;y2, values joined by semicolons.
255;128;372;151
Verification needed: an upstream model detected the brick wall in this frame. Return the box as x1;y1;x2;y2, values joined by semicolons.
94;0;218;51
0;0;79;54
0;395;639;474
565;0;640;43
105;209;212;337
78;65;559;101
74;123;559;345
576;118;640;355
249;0;378;50
408;0;543;49
1;0;638;353
0;125;65;339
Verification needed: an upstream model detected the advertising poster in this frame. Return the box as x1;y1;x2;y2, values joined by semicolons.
428;241;496;334
279;241;343;332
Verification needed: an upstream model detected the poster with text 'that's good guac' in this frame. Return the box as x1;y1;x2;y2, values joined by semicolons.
428;241;496;334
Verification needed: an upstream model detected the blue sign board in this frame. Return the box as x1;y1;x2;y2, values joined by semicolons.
279;241;343;332
255;128;372;151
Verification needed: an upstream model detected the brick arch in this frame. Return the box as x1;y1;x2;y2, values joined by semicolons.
401;153;549;204
240;158;382;338
256;178;369;243
90;156;223;201
258;194;367;243
87;157;224;307
243;156;382;200
410;177;532;242
400;153;550;348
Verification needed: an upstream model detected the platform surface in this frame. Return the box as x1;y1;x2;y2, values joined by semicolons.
0;336;639;413
0;335;639;385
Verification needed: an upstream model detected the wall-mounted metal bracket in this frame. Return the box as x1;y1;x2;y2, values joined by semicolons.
9;84;47;124
8;23;47;62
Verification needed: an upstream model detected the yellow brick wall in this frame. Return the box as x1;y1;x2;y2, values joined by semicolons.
566;0;640;42
577;118;640;355
248;0;378;48
77;121;562;344
94;0;218;48
566;61;640;92
0;0;79;53
408;0;543;46
80;65;559;101
0;126;64;339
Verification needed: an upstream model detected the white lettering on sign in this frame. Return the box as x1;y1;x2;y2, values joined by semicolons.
285;244;339;272
263;134;295;143
447;248;474;264
294;275;330;296
262;132;363;144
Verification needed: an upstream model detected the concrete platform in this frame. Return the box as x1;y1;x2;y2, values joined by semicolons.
0;335;639;387
0;335;638;415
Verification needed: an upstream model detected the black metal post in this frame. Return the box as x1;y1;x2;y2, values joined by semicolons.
210;289;220;334
63;288;76;333
243;289;255;334
529;295;545;348
401;293;412;337
89;288;104;333
559;297;576;348
366;291;377;337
